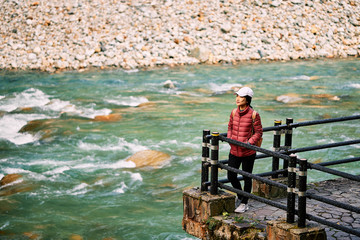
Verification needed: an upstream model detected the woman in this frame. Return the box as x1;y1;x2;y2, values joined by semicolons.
227;87;263;213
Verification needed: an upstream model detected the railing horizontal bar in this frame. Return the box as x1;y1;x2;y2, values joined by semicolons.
202;115;360;237
219;183;287;211
306;192;360;214
255;153;272;159
219;115;360;134
222;186;360;237
219;135;291;161
306;213;360;237
203;168;287;187
220;153;272;164
219;169;287;184
262;115;360;132
219;163;287;189
317;157;360;167
290;115;360;128
307;163;360;182
288;139;360;154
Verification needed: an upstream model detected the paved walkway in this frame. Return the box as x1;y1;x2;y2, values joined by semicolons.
242;177;360;240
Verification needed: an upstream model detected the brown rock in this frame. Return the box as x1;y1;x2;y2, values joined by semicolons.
126;150;171;168
1;174;22;186
310;25;319;34
184;36;194;45
311;94;340;101
138;102;156;108
23;232;40;239
309;76;320;80
20;107;34;112
69;234;83;240
141;45;150;51
19;120;50;133
276;93;304;104
18;119;62;140
93;113;122;122
0;174;34;196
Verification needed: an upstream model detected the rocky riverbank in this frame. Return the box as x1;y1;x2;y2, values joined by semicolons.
1;0;359;72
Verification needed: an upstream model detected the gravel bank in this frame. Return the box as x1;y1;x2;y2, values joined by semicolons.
1;0;359;72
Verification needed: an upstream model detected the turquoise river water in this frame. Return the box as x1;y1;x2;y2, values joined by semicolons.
0;59;359;239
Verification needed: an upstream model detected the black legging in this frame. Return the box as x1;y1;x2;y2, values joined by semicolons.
227;153;256;204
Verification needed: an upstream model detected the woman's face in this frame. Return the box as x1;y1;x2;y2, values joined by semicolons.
236;95;247;108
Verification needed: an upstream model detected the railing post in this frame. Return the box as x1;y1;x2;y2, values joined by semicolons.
287;154;297;223
283;118;293;177
210;132;219;195
298;158;307;228
201;130;211;191
272;120;282;178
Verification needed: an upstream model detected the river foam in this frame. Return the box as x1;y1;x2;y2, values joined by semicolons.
0;88;114;145
78;137;148;154
105;96;149;107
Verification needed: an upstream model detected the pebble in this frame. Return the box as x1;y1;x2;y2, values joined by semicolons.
0;0;359;72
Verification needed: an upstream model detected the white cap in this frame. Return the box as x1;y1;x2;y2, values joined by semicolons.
235;87;254;98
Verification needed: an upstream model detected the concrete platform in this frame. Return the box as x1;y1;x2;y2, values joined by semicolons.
241;177;360;240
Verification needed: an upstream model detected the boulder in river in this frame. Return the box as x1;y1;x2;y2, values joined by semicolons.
311;94;340;101
93;113;122;122
126;150;171;168
276;93;305;104
1;174;22;186
23;232;40;240
163;80;176;89
69;234;83;240
0;174;33;196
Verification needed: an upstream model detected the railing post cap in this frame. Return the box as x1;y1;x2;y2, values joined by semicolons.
274;120;282;124
289;154;297;158
211;132;220;136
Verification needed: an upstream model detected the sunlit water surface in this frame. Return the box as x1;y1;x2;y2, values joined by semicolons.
0;59;359;239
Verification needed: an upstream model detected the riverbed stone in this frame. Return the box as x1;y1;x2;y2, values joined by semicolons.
93;113;122;122
0;174;35;196
0;0;359;72
69;234;83;240
0;174;22;186
276;94;304;104
126;150;171;168
163;80;176;89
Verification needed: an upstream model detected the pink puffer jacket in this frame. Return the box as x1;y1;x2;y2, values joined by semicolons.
227;106;263;157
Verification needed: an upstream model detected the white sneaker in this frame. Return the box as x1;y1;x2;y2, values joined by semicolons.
235;203;249;213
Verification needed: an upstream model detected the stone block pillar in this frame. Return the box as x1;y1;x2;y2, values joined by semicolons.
267;220;326;240
252;176;288;199
182;187;235;239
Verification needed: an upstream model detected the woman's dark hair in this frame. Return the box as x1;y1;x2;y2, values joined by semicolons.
245;96;252;108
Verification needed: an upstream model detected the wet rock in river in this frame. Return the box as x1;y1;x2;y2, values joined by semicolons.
1;174;22;186
311;94;340;101
0;174;34;196
23;232;40;240
93;113;122;122
138;101;157;108
126;150;171;168
69;234;83;240
163;80;176;89
276;93;304;104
